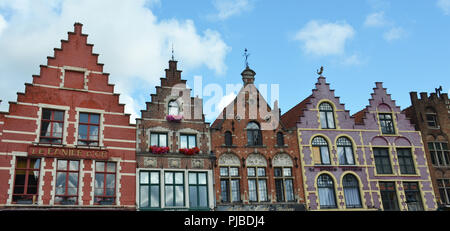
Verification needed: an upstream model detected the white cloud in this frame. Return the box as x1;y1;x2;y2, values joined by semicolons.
295;20;355;56
437;0;450;15
340;54;364;66
210;0;254;21
0;0;230;123
383;27;406;41
364;11;388;27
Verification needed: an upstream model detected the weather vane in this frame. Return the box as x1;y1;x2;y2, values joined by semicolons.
243;48;250;68
435;85;443;97
317;66;324;76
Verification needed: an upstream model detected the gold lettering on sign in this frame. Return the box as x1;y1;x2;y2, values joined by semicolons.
27;146;109;160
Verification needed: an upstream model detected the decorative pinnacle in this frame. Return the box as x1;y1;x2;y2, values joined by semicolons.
171;44;175;61
243;48;250;68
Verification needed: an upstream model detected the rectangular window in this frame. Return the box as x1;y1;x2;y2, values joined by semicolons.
140;171;160;208
12;158;41;204
397;148;416;174
150;133;168;147
247;167;268;202
40;109;64;144
78;113;100;146
165;172;184;207
373;148;393;174
274;167;295;202
379;113;395;134
55;160;79;205
189;172;208;209
426;114;438;128
379;182;399;211
428;142;450;166
180;134;196;149
437;179;450;205
219;167;240;203
94;161;116;205
404;182;424;211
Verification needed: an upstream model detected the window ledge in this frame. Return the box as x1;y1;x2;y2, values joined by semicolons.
245;145;267;148
221;145;238;148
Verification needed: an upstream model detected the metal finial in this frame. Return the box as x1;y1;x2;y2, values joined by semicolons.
243;48;250;68
171;44;175;61
317;66;324;76
436;85;443;97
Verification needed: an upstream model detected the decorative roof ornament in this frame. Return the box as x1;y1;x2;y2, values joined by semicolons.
317;66;324;76
243;48;250;68
171;43;175;61
435;85;443;97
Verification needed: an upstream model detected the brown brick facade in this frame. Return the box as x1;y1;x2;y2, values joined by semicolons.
404;91;450;209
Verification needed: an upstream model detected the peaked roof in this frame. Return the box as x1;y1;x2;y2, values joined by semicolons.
280;94;312;129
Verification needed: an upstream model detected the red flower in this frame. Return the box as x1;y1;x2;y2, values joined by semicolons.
150;145;169;154
179;147;200;155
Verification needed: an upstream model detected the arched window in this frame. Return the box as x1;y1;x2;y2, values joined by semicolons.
276;132;284;146
343;174;362;208
224;131;232;146
319;102;335;129
337;137;355;165
317;174;337;209
312;136;331;165
425;107;438;128
247;122;262;146
168;100;179;116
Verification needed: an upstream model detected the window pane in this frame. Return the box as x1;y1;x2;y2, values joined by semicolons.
90;114;100;124
96;162;105;172
285;179;294;201
89;126;99;139
56;172;66;191
345;147;354;164
230;167;239;176
79;113;89;123
54;111;64;121
140;186;149;207
42;109;51;120
220;167;228;177
199;186;208;207
189;173;197;184
52;122;63;137
57;160;67;170
175;172;183;184
231;180;240;202
150;185;160;207
320;146;330;164
189;186;198;207
327;112;335;128
140;172;149;184
319;112;327;129
180;135;187;149
175;185;184;206
68;173;78;189
159;134;167;147
198;173;207;185
107;163;116;173
188;135;196;148
248;180;257;201
274;168;282;177
258;180;268;201
69;161;79;171
257;168;266;177
283;168;292;177
150;172;159;184
220;180;229;202
78;125;88;140
165;172;173;184
40;121;50;137
151;134;158;146
165;186;173;206
247;168;255;177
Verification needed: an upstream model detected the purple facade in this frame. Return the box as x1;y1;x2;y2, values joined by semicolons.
282;76;437;211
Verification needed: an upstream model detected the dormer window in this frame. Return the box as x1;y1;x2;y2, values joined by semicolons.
379;113;395;134
319;102;335;129
168;100;179;116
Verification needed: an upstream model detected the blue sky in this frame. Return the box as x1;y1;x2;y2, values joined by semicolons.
0;0;449;123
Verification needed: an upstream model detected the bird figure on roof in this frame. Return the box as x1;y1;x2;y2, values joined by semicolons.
317;66;324;76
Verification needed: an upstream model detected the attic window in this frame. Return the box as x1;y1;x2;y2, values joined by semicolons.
168;100;179;116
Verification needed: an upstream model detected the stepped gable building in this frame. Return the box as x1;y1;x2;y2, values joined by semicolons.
403;90;450;210
211;65;306;211
0;23;137;210
135;59;214;210
282;72;437;211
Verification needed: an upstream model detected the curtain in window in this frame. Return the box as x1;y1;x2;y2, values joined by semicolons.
343;175;361;208
248;180;257;201
320;146;331;164
258;180;267;201
231;180;240;202
317;174;336;208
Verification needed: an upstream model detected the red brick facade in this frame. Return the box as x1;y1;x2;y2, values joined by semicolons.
0;23;136;209
211;67;306;211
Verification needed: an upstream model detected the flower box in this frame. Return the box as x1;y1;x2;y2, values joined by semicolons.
166;115;183;122
179;147;200;156
150;145;170;154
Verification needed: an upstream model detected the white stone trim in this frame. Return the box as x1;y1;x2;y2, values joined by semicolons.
49;158;57;205
38;157;46;205
89;161;95;206
103;138;136;143
176;128;201;152
146;126;173;152
6;156;16;205
103;124;135;129
3;130;36;135
4;115;37;121
32;83;113;95
36;103;71;145
1;139;33;144
107;146;136;151
78;160;86;205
